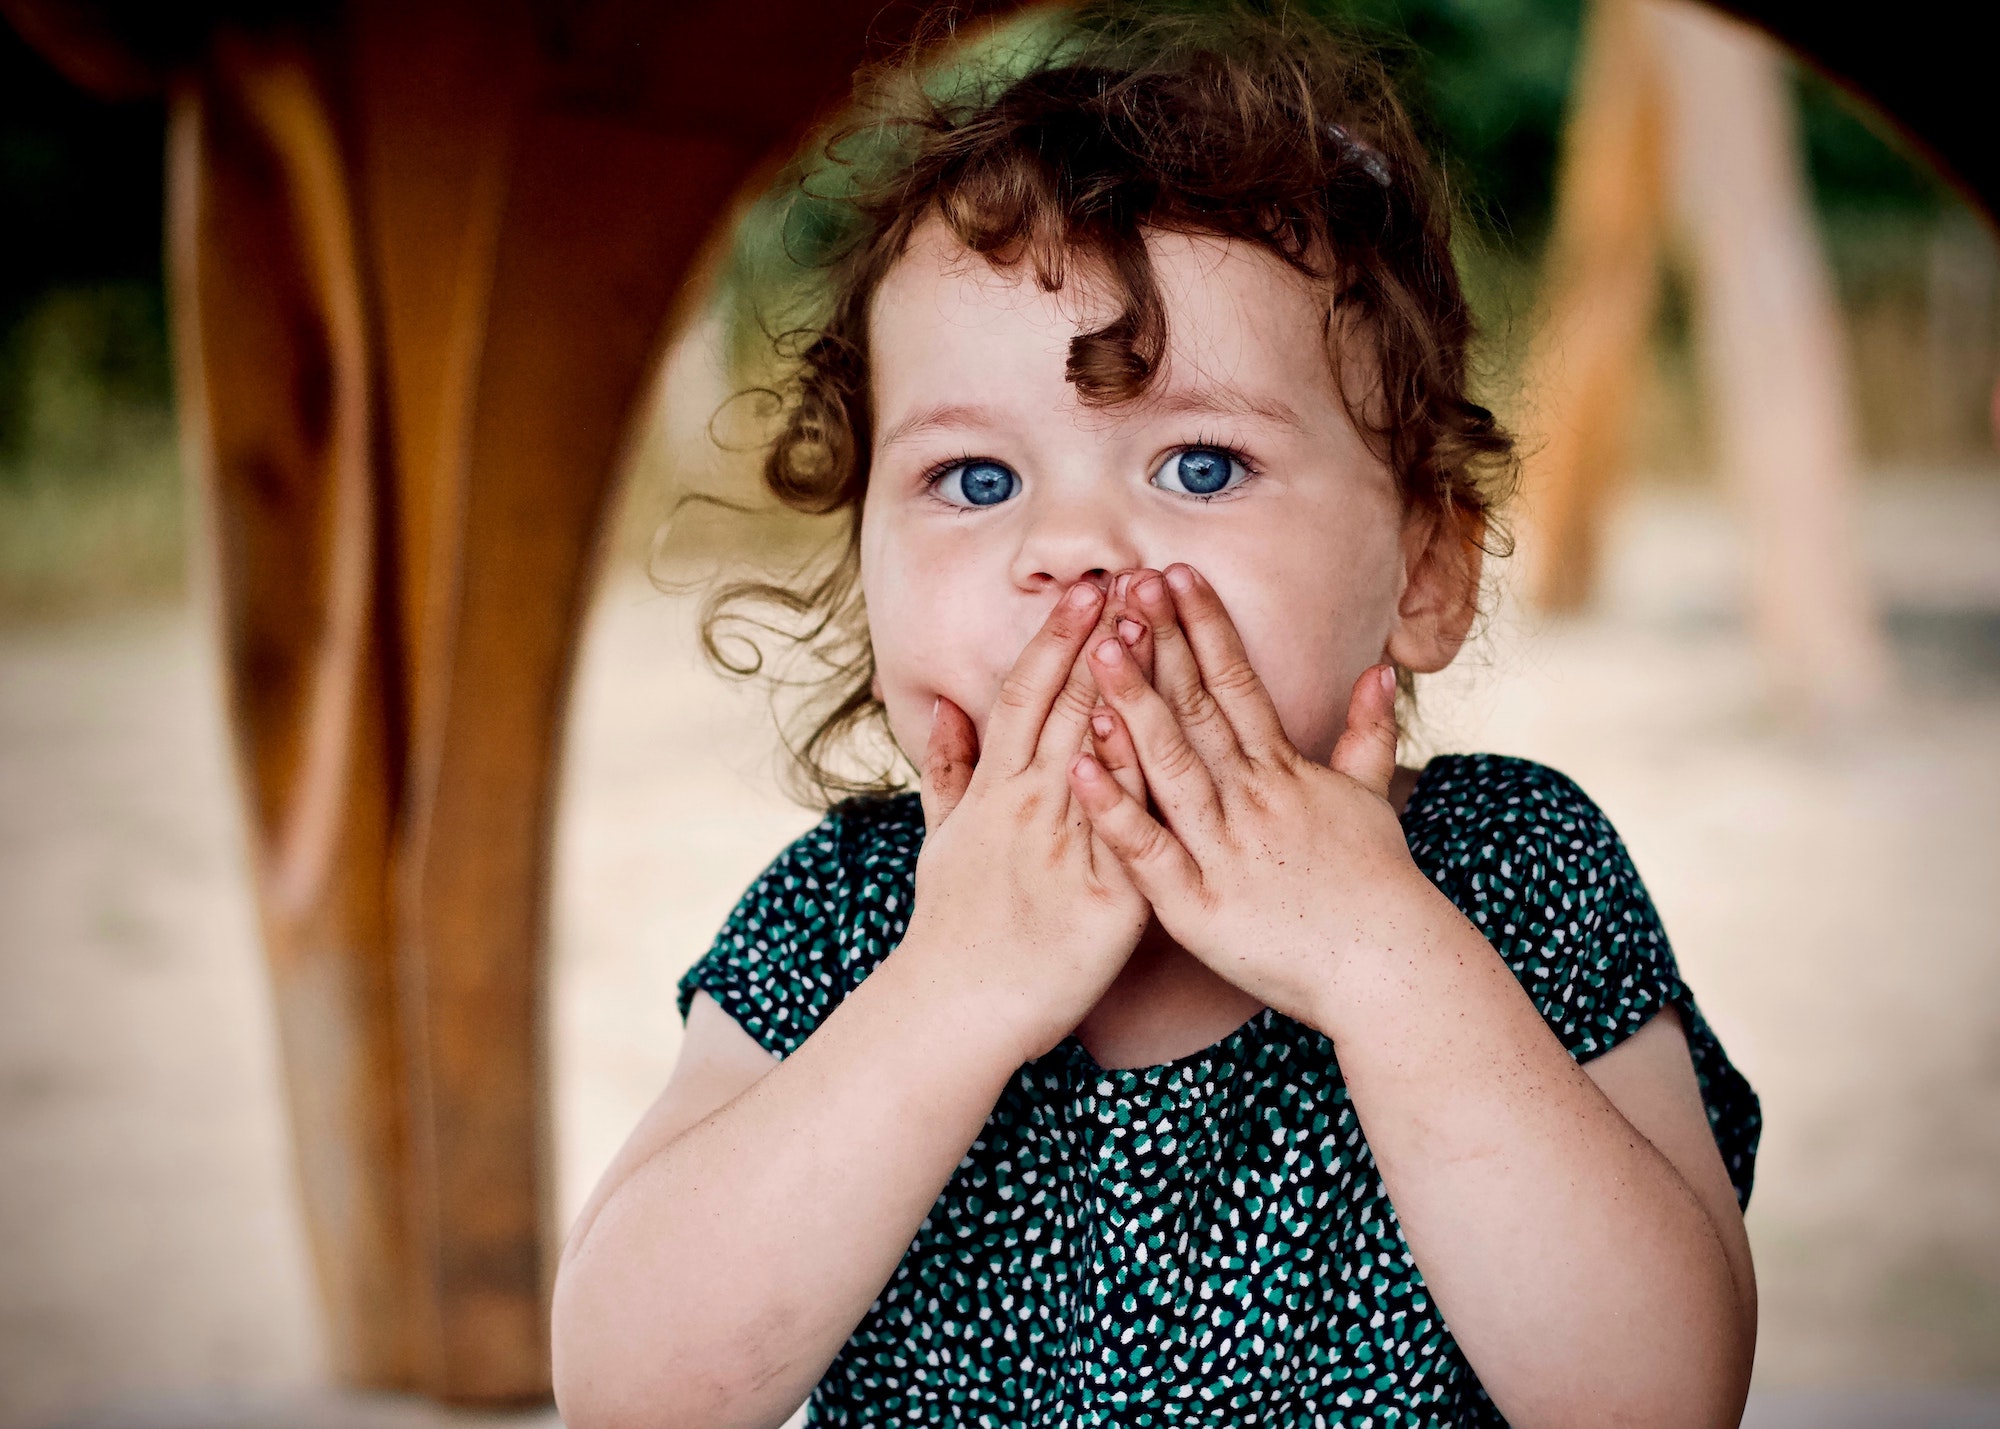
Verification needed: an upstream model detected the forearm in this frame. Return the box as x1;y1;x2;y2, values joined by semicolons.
1311;875;1753;1429
552;941;1029;1429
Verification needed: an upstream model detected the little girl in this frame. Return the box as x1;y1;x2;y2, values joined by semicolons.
552;7;1761;1426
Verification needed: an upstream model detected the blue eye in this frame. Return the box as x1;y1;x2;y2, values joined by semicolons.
1153;446;1247;498
933;459;1020;508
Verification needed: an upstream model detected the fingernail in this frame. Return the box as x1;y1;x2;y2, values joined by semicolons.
1118;618;1144;646
1166;565;1195;593
1378;664;1396;696
931;695;940;725
1094;636;1125;665
1090;712;1114;739
1114;572;1132;599
1072;753;1101;782
1067;582;1099;609
1136;575;1166;605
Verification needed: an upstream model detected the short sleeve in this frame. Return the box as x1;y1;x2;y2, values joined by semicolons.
675;810;855;1059
675;792;925;1061
1405;754;1762;1207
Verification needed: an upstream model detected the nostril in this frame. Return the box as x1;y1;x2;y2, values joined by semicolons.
1082;569;1110;591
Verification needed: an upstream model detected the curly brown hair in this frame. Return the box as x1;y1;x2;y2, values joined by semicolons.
694;1;1516;808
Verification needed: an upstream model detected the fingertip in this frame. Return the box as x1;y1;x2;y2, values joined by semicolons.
1350;663;1391;713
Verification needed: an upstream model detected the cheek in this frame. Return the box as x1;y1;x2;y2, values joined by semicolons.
860;511;1014;757
1203;519;1403;764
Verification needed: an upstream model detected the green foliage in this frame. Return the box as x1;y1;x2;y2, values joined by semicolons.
1796;68;1949;219
0;285;183;616
0;284;174;476
1322;0;1585;242
1309;0;1940;241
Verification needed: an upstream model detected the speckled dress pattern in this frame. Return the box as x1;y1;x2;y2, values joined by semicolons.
677;753;1760;1427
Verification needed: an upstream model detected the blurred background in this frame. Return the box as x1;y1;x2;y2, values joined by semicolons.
1;0;1996;1425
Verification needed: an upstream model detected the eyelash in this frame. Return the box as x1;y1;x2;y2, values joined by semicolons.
918;452;983;490
917;437;1263;502
1169;433;1262;502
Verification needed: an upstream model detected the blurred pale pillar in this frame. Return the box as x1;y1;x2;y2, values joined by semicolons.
1520;0;1892;718
1649;1;1891;714
1517;0;1668;615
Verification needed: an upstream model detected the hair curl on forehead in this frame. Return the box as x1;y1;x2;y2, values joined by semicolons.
698;1;1517;808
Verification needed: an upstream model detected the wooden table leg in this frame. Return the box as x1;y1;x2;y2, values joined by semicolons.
167;32;417;1387
161;0;1005;1401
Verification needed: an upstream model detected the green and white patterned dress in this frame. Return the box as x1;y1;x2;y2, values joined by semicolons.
677;753;1760;1427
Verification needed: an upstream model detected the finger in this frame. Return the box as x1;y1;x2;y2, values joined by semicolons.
1087;632;1226;844
1161;564;1294;761
1068;752;1204;913
919;695;979;835
1126;570;1241;765
1087;703;1147;809
1034;595;1126;771
1106;570;1156;686
982;579;1106;776
1328;663;1399;799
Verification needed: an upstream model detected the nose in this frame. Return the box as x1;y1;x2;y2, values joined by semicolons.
1008;479;1144;596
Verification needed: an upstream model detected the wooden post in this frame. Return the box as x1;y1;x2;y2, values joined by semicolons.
1520;0;1891;714
1518;0;1669;614
149;0;1010;1401
1648;0;1893;714
167;34;413;1385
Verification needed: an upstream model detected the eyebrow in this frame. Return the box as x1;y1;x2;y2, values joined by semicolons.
1142;383;1308;432
876;385;1306;451
877;402;1003;451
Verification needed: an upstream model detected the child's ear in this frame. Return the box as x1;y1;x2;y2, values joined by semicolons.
1384;504;1483;675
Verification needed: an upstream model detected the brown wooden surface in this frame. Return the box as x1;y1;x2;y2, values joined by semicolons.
167;32;412;1384
135;0;1005;1403
1518;0;1668;612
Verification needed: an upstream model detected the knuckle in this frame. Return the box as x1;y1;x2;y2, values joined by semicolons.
1132;820;1175;867
1230;779;1274;818
1051;673;1096;719
1009;785;1046;824
1179;689;1228;732
995;670;1040;712
1208;658;1263;699
1152;732;1204;786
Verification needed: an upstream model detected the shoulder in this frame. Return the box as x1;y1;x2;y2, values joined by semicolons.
675;792;923;1055
1405;753;1676;1043
1404;756;1763;1205
1404;751;1610;847
1403;752;1637;894
736;790;922;905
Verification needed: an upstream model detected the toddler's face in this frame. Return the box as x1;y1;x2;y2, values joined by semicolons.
860;220;1472;770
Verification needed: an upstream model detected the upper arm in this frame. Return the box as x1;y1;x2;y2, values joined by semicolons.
561;990;780;1262
1582;1006;1758;1325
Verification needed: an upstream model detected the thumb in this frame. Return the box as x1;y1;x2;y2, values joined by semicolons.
1328;663;1399;800
920;695;978;835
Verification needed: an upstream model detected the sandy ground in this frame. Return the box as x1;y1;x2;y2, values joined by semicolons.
2;477;1999;1427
